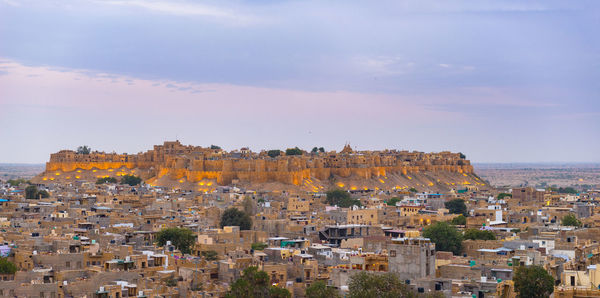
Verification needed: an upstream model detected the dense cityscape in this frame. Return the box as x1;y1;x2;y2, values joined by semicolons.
0;143;598;297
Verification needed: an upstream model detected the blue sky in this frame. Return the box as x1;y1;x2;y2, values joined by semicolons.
0;0;599;163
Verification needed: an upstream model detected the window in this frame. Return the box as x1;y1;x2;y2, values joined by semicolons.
390;250;396;257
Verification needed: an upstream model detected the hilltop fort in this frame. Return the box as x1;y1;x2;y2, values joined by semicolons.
33;141;486;191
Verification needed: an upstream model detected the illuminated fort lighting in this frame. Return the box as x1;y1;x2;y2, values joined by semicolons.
92;170;97;172
55;172;60;176
179;179;184;183
207;182;213;186
77;170;81;173
378;179;385;184
364;187;369;190
42;177;48;181
66;177;70;179
337;183;345;188
108;169;113;172
75;176;80;179
198;182;205;186
49;178;55;181
350;186;357;190
407;176;412;180
463;173;468;177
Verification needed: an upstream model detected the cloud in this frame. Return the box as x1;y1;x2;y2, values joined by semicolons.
0;58;451;121
93;0;261;25
352;56;416;76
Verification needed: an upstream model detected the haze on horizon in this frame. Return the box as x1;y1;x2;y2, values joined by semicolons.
1;0;598;164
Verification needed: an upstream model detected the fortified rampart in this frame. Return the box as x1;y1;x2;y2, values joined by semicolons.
36;141;480;190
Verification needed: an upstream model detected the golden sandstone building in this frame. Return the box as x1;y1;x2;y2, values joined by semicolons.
35;141;485;191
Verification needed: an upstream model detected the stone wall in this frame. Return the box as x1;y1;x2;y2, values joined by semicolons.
37;141;479;188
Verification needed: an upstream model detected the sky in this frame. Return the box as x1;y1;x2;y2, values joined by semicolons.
0;0;599;163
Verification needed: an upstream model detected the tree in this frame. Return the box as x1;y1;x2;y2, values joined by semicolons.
243;196;256;216
0;258;17;274
77;145;91;154
386;197;401;206
267;150;281;158
25;185;40;199
210;145;222;150
311;147;319;153
445;199;468;216
155;227;196;254
226;266;290;298
513;265;554;298
459;152;466;159
423;222;463;255
7;178;28;187
251;242;267;251
96;177;118;184
557;187;578;194
285;147;303;156
409;187;418;193
269;286;291;298
561;213;582;227
165;277;178;287
319;147;325;153
201;250;218;261
325;189;361;208
120;174;142;186
450;215;466;226
497;193;512;200
38;189;49;198
348;272;413;298
220;208;252;230
463;229;496;240
306;280;340;298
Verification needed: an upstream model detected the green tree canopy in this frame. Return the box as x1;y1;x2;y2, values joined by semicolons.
423;222;463;255
555;187;578;194
226;266;291;298
25;185;48;199
561;213;582;227
463;229;496;240
201;250;218;261
306;280;340;298
386;197;401;206
25;185;38;199
7;178;28;186
210;145;222;150
155;227;196;254
251;242;268;251
513;265;554;298
311;147;319;153
445;199;468;216
409;187;418;193
120;174;142;186
450;215;467;226
285;147;303;156
325;189;361;208
220;208;252;230
319;147;325;152
267;150;281;158
96;177;118;184
497;193;512;200
348;272;413;298
77;145;91;154
0;258;17;274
